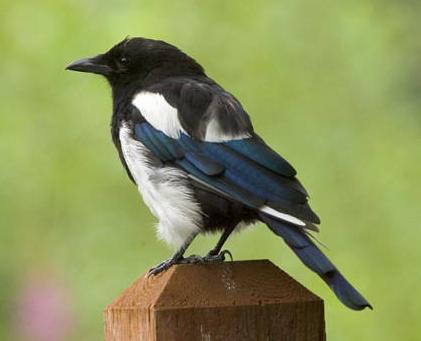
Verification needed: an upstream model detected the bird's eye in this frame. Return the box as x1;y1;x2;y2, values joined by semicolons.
119;57;129;65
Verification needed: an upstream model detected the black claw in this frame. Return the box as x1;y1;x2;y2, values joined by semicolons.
148;256;183;276
148;260;172;277
203;249;233;262
220;249;234;261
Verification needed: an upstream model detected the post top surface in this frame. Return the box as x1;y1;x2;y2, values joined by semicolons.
106;259;322;311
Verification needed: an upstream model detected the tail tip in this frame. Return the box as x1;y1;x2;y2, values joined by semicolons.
352;302;373;311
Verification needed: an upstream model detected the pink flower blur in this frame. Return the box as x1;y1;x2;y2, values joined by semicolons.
15;272;75;341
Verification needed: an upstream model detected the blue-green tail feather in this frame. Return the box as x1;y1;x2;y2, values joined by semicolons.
260;214;372;310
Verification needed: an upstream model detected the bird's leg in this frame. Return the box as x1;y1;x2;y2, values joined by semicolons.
148;225;236;276
203;225;236;262
148;231;198;276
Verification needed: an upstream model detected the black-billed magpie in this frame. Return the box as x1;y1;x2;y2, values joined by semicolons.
66;37;371;310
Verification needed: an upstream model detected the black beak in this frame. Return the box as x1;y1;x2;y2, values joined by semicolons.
66;55;112;76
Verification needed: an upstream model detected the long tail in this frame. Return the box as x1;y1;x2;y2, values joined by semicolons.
259;214;372;310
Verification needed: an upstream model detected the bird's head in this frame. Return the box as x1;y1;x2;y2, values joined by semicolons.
66;37;204;88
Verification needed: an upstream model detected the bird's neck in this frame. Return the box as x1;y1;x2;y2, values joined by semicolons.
111;83;138;113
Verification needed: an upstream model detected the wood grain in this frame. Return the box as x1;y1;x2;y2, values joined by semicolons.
104;260;325;340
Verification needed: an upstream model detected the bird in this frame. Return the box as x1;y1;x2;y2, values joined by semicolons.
66;37;372;310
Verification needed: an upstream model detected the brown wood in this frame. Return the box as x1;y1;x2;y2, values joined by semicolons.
104;259;325;341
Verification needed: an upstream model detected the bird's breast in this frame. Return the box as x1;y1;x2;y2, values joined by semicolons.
118;122;203;247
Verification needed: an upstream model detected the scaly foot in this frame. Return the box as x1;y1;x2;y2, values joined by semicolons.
148;254;204;276
148;250;233;276
148;257;180;276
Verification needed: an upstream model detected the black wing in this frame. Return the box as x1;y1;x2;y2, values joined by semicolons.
133;121;320;229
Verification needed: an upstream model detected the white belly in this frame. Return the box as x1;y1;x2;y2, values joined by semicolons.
119;123;203;248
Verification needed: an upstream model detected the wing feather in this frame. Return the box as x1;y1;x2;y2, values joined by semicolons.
133;122;319;227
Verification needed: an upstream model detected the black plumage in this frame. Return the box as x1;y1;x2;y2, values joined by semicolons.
66;37;371;310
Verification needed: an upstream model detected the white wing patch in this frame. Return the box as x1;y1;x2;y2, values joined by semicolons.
132;90;251;142
260;206;306;226
205;117;251;142
132;91;187;138
119;123;202;248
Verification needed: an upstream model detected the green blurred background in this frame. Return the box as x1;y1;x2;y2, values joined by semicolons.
1;0;420;339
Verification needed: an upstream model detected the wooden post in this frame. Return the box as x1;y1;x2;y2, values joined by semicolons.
104;260;325;341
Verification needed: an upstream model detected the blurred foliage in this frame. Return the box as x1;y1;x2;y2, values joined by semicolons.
1;0;420;339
